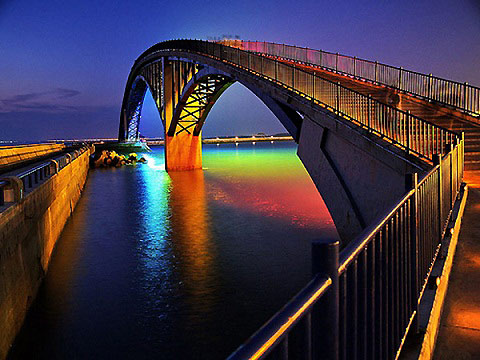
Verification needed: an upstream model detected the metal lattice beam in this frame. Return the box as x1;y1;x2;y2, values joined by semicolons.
168;74;232;136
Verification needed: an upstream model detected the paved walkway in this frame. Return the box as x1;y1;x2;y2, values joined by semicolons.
433;171;480;359
282;60;480;170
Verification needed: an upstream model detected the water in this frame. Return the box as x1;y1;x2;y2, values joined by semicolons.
9;142;337;359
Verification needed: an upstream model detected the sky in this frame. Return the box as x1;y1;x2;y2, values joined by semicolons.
0;0;479;141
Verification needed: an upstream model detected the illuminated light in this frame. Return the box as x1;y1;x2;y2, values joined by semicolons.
235;136;239;139
271;141;274;144
252;142;256;145
450;306;480;330
235;143;239;146
143;154;165;171
450;227;455;235
249;278;332;360
217;143;220;146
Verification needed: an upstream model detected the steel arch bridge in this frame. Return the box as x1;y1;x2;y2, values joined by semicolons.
119;39;472;359
118;39;466;243
119;40;307;172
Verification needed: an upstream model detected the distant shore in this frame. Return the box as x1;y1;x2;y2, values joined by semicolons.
147;135;294;146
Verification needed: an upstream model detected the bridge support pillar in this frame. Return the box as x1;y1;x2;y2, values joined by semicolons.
164;135;202;171
163;60;203;171
297;114;424;244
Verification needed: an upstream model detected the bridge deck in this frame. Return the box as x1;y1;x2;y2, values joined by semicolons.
279;59;480;170
433;173;480;358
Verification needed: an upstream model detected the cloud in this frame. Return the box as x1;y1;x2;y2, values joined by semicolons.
55;88;81;99
0;88;81;113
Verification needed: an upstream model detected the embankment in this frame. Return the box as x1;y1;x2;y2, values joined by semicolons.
0;147;92;359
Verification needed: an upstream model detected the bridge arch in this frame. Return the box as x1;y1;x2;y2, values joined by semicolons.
119;40;427;243
119;51;304;171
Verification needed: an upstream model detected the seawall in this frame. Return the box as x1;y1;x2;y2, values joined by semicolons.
0;144;65;170
0;147;92;359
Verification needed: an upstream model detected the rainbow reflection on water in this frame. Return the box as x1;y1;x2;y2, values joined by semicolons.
9;141;337;360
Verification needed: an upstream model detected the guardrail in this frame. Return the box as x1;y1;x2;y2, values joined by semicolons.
223;40;480;117
144;40;458;163
0;145;89;209
228;138;464;360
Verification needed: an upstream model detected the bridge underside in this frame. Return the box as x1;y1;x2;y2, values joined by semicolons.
119;45;428;244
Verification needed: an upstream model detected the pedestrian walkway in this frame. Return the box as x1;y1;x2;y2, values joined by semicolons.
433;171;480;359
284;60;480;170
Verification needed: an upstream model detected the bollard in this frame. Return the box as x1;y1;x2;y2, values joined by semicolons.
50;160;59;174
1;176;24;203
312;238;339;360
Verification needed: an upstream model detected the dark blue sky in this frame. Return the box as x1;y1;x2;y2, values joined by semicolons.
0;0;479;141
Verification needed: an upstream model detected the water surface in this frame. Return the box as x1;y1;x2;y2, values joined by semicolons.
9;142;336;359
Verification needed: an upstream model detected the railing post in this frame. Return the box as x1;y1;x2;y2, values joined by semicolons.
460;132;465;183
433;154;443;239
353;56;356;78
406;173;419;333
427;73;433;101
248;52;251;70
335;53;339;72
336;82;340;114
312;239;339;360
313;75;316;101
406;110;411;154
398;67;403;90
292;66;295;88
275;60;278;82
374;61;378;84
464;82;468;110
367;94;372;130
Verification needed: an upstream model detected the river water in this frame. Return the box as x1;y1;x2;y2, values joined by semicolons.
9;142;336;359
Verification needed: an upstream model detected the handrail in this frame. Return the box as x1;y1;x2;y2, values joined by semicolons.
133;39;459;163
227;275;332;360
223;40;480;116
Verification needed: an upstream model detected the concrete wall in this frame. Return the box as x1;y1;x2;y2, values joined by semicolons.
297;112;428;244
0;148;91;359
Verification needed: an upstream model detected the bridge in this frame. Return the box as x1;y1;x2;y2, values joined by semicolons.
0;39;477;359
118;39;477;359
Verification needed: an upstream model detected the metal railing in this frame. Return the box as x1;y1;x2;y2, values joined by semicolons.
0;145;89;209
143;40;458;163
223;40;480;116
228;139;464;360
